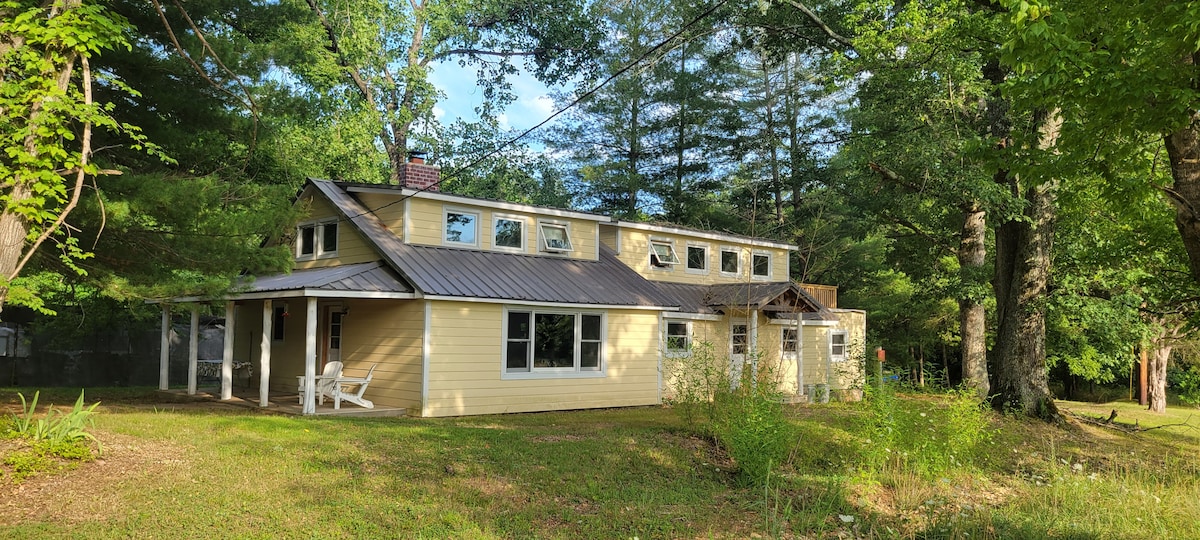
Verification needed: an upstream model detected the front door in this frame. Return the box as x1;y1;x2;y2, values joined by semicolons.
729;319;748;387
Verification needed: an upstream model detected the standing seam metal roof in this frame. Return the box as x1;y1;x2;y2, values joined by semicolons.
236;261;413;294
309;180;680;308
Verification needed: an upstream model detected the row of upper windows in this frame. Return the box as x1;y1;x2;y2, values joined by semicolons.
648;239;775;279
444;208;574;254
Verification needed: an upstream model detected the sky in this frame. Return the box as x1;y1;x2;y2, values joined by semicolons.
426;60;560;134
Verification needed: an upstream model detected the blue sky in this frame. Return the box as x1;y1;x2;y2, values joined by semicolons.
427;61;560;134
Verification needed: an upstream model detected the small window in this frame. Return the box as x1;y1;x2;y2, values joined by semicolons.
831;331;847;362
506;311;531;372
665;321;690;354
297;221;337;259
686;246;707;272
781;328;797;353
720;249;739;274
322;222;338;253
272;305;286;341
752;253;771;278
540;223;573;252
445;210;479;246
581;314;602;370
494;217;524;250
299;226;315;257
731;323;748;356
650;240;680;268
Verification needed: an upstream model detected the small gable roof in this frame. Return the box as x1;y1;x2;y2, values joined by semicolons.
309;180;680;308
238;262;413;295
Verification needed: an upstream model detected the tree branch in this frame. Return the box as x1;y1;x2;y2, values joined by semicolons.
785;0;854;50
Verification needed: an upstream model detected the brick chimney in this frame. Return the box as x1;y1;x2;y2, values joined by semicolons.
399;151;439;192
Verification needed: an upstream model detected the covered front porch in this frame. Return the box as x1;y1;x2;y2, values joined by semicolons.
153;262;418;415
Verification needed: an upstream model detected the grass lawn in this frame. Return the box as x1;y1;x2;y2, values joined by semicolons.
0;388;1198;539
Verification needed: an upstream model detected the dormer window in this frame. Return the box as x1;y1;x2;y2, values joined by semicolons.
752;252;771;278
444;209;479;247
540;222;572;252
297;220;338;260
649;240;680;268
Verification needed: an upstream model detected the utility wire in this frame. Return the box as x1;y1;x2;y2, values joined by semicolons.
343;0;733;221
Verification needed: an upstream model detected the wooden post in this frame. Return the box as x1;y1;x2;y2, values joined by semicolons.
187;306;199;395
159;304;170;391
749;310;759;392
260;299;272;408
221;301;234;400
875;347;885;392
303;297;317;415
1138;346;1148;407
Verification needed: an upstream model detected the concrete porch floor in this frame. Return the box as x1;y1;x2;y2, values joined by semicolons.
154;387;409;417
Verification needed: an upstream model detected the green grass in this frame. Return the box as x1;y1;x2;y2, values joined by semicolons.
0;388;1197;539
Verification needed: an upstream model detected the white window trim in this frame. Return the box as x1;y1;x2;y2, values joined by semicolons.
295;218;339;261
685;242;710;275
663;319;692;357
501;307;606;379
537;219;573;253
443;207;481;248
781;327;798;359
719;246;741;277
751;250;773;280
830;330;848;362
649;237;680;271
492;214;527;253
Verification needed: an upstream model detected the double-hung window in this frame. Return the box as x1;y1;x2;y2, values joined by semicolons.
665;320;691;355
830;331;847;362
650;240;680;268
505;309;604;375
781;328;798;356
296;220;338;259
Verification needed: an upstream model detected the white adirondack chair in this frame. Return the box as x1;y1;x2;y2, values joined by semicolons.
297;361;343;405
327;363;377;410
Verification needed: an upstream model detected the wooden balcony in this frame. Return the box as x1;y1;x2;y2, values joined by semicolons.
799;283;838;308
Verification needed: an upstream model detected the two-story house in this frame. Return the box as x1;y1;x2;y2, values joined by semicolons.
158;156;865;416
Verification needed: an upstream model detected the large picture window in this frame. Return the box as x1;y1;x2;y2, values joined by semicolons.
505;310;604;374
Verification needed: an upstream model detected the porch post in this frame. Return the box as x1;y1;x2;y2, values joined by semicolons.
187;306;199;395
159;304;170;391
259;299;272;407
796;314;803;395
221;301;235;400
303;297;317;414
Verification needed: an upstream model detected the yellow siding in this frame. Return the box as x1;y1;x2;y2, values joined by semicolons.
612;228;790;285
291;194;378;269
238;299;424;412
354;192;406;233
423;301;661;417
402;197;599;260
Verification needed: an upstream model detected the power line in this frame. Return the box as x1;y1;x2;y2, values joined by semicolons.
344;0;733;221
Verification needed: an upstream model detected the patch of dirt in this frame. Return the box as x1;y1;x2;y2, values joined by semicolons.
0;430;192;524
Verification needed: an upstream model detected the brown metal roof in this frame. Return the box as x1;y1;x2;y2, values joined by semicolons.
310;180;679;307
238;261;413;294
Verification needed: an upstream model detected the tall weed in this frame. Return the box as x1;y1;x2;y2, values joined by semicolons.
861;384;992;478
7;390;102;454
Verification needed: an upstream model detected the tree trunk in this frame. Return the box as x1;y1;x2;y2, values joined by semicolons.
1147;343;1171;413
959;204;989;399
1165;119;1200;284
991;107;1062;421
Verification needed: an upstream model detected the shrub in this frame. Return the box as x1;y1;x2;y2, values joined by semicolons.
1171;365;1200;407
7;390;102;456
861;385;993;479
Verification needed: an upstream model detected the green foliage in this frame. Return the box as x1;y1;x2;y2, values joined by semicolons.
664;343;794;485
1171;365;1200;408
861;385;993;479
7;391;101;454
